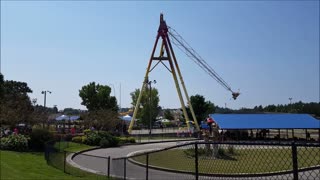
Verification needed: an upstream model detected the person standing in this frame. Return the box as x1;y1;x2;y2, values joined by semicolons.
14;127;19;135
206;116;215;134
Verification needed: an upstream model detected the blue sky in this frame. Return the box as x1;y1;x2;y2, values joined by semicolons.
1;1;319;111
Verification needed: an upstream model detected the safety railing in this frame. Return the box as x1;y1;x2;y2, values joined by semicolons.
112;142;320;180
46;140;320;180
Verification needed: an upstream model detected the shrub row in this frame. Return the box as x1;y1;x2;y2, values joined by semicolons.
0;128;53;151
118;137;136;144
0;134;29;151
72;131;119;148
71;131;136;147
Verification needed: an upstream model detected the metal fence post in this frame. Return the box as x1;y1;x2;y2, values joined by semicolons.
107;156;110;178
46;148;49;163
124;158;126;180
146;154;149;180
63;151;66;173
291;142;298;180
195;142;199;180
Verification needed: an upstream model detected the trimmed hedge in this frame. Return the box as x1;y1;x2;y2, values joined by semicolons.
71;131;136;147
71;136;82;143
29;128;53;151
82;131;119;148
119;137;136;144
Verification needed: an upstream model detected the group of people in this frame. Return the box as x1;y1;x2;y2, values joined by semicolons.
0;127;21;137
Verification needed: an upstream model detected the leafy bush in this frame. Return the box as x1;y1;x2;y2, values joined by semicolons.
119;137;136;145
83;129;91;135
81;136;87;144
162;121;174;127
61;134;73;141
0;134;29;151
128;137;136;143
227;145;235;155
85;131;102;146
98;131;119;147
217;147;226;157
118;137;136;144
29;128;53;151
99;138;110;148
72;136;83;143
83;131;119;147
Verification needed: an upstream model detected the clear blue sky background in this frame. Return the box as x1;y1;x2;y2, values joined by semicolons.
1;1;319;111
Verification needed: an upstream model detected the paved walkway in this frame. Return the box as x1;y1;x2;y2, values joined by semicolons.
71;142;319;180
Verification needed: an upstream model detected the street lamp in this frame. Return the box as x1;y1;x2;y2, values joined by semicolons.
41;90;51;128
146;78;156;136
289;97;293;113
41;90;52;108
289;98;292;104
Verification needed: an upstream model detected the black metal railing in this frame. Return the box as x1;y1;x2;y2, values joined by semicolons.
112;142;320;180
45;140;110;179
46;140;320;180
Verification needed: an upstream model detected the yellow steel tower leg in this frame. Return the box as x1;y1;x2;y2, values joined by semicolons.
161;38;191;130
128;35;160;133
167;37;200;131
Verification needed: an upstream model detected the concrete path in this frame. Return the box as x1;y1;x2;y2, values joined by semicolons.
71;142;319;180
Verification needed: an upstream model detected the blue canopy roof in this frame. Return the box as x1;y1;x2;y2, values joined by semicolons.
210;114;320;129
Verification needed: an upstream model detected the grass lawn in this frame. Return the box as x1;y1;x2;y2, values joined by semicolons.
1;143;108;179
1;150;90;179
132;146;320;174
53;141;96;152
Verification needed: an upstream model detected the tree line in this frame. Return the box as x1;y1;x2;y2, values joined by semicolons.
215;102;320;117
1;72;319;132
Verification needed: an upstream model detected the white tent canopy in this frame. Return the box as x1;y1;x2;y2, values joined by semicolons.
55;115;80;121
121;115;132;121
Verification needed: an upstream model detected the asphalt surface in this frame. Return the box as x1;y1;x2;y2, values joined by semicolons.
71;142;320;180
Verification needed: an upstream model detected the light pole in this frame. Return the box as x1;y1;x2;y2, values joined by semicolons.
289;97;293;112
41;90;51;128
41;90;52;108
146;78;156;136
32;98;37;106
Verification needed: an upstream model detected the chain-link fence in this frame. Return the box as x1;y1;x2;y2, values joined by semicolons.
45;140;110;179
46;140;319;180
113;142;319;180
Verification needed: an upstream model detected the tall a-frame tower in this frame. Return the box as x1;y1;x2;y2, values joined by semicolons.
128;14;200;133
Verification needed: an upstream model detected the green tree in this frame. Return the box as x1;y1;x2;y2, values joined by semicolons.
79;82;118;112
53;105;58;114
0;73;4;99
130;87;160;127
0;79;34;127
63;108;80;115
163;109;174;120
187;94;215;124
79;82;119;131
81;109;119;131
